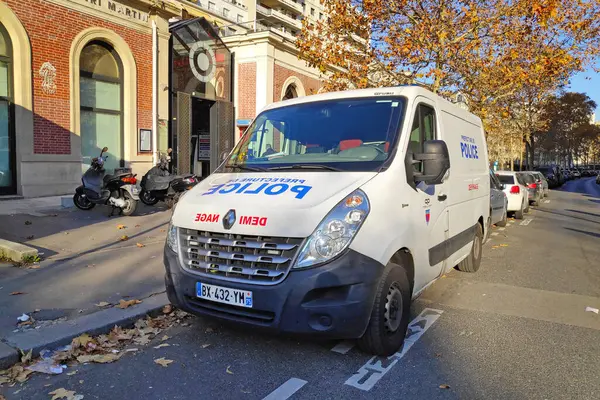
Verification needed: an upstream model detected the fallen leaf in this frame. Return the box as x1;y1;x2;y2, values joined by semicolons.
27;265;41;269
201;344;211;349
15;369;33;383
160;229;166;233
24;220;32;225
77;353;121;364
136;243;145;248
162;304;173;314
72;333;94;349
34;308;41;312
205;327;214;333
161;335;170;341
153;343;170;349
118;299;142;309
66;371;78;376
120;235;129;241
20;349;33;363
134;335;151;346
10;291;26;295
79;380;84;384
125;348;139;353
154;357;173;367
26;235;34;240
500;244;508;247
49;388;84;400
226;366;234;375
434;353;442;358
135;224;141;228
0;377;10;385
117;224;127;230
95;301;110;307
439;384;451;389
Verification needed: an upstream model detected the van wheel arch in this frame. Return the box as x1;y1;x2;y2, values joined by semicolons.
389;249;414;295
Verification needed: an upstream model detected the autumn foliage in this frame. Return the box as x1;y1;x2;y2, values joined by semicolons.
298;0;600;165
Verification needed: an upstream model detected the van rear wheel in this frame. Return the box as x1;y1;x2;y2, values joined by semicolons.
456;223;483;273
358;262;411;356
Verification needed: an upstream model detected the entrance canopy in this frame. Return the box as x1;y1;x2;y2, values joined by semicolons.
170;18;232;102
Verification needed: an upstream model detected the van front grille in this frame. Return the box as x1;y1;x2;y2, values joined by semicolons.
178;229;303;285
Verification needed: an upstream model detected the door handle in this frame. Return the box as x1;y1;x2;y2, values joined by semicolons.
438;194;447;201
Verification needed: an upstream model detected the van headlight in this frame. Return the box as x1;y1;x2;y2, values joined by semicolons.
166;223;178;253
293;190;370;269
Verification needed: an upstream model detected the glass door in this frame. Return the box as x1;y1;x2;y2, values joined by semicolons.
0;23;16;195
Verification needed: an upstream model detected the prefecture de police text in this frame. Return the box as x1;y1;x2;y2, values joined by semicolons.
460;135;479;159
202;177;312;199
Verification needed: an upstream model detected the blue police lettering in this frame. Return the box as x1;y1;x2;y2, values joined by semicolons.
265;184;288;195
201;181;313;199
461;142;479;159
202;184;225;196
218;183;241;194
290;185;311;199
245;183;269;195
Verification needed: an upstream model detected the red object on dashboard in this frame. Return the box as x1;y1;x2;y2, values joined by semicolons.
339;139;363;151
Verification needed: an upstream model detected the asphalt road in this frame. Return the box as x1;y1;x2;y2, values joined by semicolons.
2;178;599;400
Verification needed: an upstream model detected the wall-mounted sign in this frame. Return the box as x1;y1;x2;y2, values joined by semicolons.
139;129;152;153
197;133;210;161
76;0;149;24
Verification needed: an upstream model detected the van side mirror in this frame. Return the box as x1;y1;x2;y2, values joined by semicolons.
413;140;450;185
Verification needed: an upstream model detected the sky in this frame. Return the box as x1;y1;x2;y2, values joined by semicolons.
567;59;599;122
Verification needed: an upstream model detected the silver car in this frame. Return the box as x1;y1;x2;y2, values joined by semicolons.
489;170;508;228
530;171;549;197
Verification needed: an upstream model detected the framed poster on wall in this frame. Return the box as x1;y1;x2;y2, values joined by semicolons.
139;129;152;153
197;133;210;161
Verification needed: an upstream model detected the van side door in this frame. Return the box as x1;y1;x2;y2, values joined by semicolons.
406;99;449;286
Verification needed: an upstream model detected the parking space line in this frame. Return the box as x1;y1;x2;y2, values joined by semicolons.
520;218;533;226
491;232;499;236
263;378;308;400
331;340;355;354
498;227;505;231
344;308;443;391
544;200;550;204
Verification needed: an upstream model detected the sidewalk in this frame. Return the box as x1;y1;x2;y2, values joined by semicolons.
0;202;171;366
0;195;71;216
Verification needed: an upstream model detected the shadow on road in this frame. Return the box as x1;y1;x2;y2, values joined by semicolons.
564;209;600;218
534;208;600;225
564;227;600;239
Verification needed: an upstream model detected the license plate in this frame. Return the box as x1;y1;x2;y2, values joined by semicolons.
196;282;253;308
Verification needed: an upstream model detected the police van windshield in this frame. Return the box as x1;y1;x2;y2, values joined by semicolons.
223;97;406;172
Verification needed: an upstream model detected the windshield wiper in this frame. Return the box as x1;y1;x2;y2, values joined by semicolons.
266;164;343;172
225;164;268;172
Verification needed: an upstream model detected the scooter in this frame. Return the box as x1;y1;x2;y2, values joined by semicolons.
73;147;140;216
139;149;200;209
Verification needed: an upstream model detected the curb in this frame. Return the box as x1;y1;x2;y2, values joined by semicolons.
0;292;169;369
0;239;38;263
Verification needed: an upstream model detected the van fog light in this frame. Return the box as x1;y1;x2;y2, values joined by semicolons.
294;190;370;269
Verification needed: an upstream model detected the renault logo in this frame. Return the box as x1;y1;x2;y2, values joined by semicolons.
223;209;236;230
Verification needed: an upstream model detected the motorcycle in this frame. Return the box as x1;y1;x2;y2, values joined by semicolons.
73;146;140;216
140;149;200;209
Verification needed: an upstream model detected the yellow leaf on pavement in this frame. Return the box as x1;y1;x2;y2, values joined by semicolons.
439;384;451;389
117;224;127;230
49;388;84;400
77;353;121;364
66;371;77;376
20;349;32;363
136;243;145;248
162;304;173;314
120;235;129;241
153;343;170;349
226;366;234;375
72;333;94;349
161;335;170;341
154;357;173;367
134;335;151;346
118;299;142;309
95;301;110;307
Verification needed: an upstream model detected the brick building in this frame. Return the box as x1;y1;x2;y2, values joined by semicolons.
1;0;326;197
0;0;178;197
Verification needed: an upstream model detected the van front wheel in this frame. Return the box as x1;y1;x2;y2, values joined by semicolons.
358;263;411;356
456;223;483;273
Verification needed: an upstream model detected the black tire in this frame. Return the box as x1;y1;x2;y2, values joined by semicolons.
140;190;159;206
485;215;492;241
120;192;138;216
73;193;95;211
515;200;525;220
496;208;507;227
358;263;411;357
524;201;530;213
456;222;483;273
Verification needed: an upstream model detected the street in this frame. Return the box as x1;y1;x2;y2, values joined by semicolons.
1;178;598;400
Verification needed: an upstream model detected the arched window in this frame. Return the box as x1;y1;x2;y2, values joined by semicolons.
0;23;15;193
282;84;298;100
79;41;123;173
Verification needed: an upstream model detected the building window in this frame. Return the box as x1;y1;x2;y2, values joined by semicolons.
319;12;323;20
310;8;314;16
282;84;298;100
0;23;15;193
208;1;215;10
79;41;124;173
237;14;243;23
223;8;229;17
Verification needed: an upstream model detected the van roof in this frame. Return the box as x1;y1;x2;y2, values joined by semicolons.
261;86;482;126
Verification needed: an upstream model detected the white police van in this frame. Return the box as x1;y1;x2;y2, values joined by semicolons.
164;86;489;356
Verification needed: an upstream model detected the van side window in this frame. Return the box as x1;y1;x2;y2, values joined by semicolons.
408;104;437;172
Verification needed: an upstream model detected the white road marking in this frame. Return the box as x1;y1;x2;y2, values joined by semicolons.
491;232;499;236
263;378;308;400
344;308;443;391
331;340;355;354
520;218;533;226
544;200;550;204
498;227;506;231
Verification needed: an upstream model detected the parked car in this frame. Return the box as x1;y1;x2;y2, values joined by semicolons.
560;169;571;181
530;171;549;197
518;172;543;206
496;171;530;219
536;166;560;187
596;173;600;184
571;169;581;179
489;170;508;229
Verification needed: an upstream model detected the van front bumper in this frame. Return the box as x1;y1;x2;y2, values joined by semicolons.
163;246;384;339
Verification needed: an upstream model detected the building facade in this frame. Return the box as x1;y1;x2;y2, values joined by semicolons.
1;0;327;197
